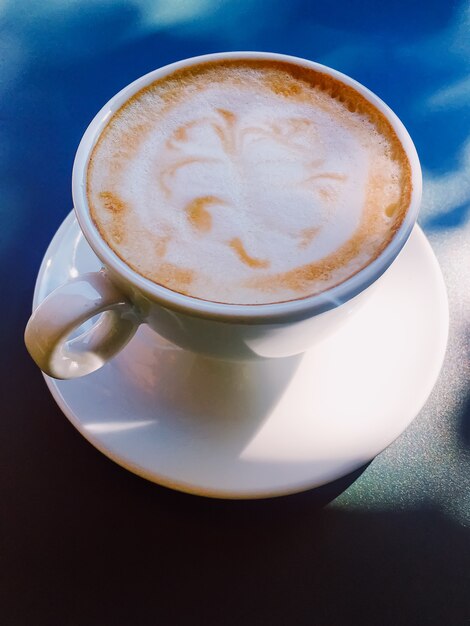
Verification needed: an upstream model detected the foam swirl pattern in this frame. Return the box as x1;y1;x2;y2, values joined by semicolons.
88;60;411;304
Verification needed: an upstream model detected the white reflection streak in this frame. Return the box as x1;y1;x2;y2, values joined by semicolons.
85;420;154;434
70;228;82;272
402;2;470;67
421;138;470;222
141;0;216;27
427;75;470;111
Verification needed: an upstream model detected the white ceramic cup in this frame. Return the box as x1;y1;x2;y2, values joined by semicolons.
25;51;422;379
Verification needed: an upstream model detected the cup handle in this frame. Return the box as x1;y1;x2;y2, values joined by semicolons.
25;269;140;379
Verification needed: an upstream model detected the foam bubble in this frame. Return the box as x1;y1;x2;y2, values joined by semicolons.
87;60;411;304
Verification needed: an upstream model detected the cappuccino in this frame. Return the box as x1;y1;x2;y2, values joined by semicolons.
87;59;411;304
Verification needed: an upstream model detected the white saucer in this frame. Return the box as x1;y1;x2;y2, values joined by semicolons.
33;212;448;499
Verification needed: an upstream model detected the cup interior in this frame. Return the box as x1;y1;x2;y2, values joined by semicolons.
72;51;422;323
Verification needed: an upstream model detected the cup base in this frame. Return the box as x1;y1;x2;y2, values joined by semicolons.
33;212;448;499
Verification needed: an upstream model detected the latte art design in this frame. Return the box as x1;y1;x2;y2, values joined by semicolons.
159;108;348;270
87;60;411;304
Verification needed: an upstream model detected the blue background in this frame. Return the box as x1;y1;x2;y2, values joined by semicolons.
1;1;469;624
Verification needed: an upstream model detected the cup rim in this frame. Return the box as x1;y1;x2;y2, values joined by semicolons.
72;50;422;323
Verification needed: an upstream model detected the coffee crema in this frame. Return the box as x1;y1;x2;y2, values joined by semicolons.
87;59;412;304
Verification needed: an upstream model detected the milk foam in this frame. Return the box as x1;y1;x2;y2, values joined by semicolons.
88;60;411;304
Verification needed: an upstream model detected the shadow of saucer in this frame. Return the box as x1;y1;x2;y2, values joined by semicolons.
154;461;372;512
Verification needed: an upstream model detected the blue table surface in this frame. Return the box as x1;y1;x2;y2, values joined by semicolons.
1;2;469;624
